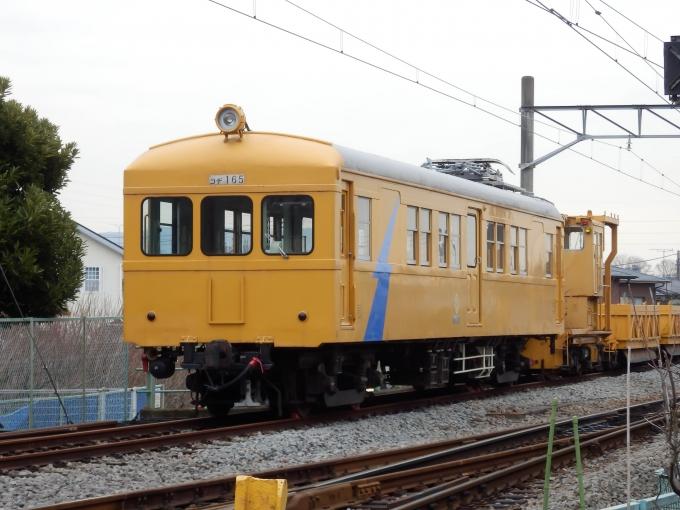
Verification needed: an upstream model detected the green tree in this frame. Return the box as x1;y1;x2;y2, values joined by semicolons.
0;77;85;317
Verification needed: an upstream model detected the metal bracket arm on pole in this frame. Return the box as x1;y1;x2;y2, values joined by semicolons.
518;103;680;170
519;136;586;170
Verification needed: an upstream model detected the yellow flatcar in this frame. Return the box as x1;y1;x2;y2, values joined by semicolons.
123;105;611;416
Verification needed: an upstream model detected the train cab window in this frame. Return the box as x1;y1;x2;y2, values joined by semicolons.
450;215;461;269
496;224;505;273
438;213;447;268
486;222;495;272
519;228;527;275
201;196;253;255
357;197;371;261
407;206;417;265
510;227;518;275
142;197;192;256
420;209;431;266
466;214;477;267
565;226;585;250
262;195;313;255
546;233;554;278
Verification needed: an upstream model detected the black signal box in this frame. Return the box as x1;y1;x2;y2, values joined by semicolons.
665;36;680;98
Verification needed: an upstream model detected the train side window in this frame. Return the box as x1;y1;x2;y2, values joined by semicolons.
565;226;584;250
510;227;518;275
262;195;314;255
407;206;417;265
496;223;505;273
450;214;460;269
466;214;477;267
201;196;253;255
142;197;192;256
420;209;431;266
486;222;495;272
519;228;527;275
546;233;553;278
357;197;371;261
438;212;447;268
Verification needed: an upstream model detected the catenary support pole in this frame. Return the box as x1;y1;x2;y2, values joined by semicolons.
573;416;585;509
542;397;558;510
627;345;632;510
521;76;535;194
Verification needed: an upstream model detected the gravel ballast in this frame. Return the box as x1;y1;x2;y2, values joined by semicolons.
524;433;670;509
0;370;670;509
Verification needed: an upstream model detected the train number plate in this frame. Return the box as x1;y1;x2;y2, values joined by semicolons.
209;174;245;185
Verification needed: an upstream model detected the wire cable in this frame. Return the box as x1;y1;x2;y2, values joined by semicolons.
0;263;73;425
206;0;680;198
526;0;672;105
583;0;662;79
598;0;664;43
570;23;662;69
614;254;673;265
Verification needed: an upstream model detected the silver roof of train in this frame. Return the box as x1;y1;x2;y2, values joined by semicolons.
334;144;562;221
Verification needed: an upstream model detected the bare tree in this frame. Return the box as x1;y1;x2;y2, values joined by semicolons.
655;259;678;279
613;253;652;274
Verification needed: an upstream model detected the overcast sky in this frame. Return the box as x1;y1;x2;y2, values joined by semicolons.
2;0;679;266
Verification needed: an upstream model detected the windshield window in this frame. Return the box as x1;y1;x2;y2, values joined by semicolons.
565;226;584;250
201;196;253;255
262;195;313;255
142;197;192;255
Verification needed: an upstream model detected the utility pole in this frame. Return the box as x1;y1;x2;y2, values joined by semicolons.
676;250;680;280
520;76;534;194
652;249;674;278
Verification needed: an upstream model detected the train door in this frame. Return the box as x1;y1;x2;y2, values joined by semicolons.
466;209;481;324
340;182;354;326
593;230;603;295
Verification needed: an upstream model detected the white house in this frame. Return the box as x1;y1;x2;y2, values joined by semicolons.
75;224;123;308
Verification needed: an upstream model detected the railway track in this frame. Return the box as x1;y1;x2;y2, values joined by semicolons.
36;399;665;510
0;370;636;472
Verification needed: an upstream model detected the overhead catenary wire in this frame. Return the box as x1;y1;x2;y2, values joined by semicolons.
0;263;74;425
569;23;662;69
525;0;674;106
598;0;664;43
206;0;680;198
582;0;663;79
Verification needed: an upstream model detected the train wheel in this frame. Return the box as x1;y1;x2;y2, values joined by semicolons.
350;403;361;411
294;404;313;418
206;401;234;419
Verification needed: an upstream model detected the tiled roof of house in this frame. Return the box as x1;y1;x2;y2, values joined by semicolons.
611;265;670;284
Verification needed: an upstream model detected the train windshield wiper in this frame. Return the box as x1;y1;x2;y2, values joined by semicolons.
265;233;289;259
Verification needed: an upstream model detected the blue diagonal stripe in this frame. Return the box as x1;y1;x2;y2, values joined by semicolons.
364;198;399;341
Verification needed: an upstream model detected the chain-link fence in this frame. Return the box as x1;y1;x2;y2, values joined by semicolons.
0;317;189;431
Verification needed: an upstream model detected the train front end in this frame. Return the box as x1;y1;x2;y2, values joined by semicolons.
123;110;343;415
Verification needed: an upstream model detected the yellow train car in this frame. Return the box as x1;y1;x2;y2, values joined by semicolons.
123;105;570;415
523;212;619;374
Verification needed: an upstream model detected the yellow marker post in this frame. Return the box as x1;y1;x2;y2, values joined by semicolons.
235;475;288;510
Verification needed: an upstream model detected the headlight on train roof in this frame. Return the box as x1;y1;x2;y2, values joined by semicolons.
215;104;246;135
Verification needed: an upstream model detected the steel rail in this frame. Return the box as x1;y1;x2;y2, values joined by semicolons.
0;369;635;470
285;420;653;510
37;399;665;510
0;420;118;440
369;419;657;510
0;417;214;457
